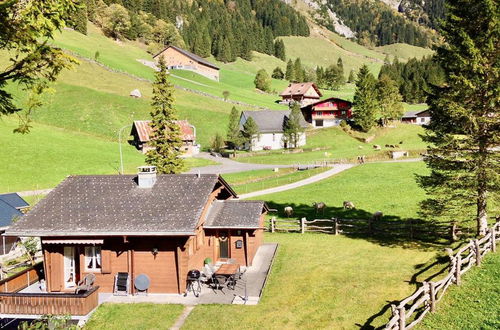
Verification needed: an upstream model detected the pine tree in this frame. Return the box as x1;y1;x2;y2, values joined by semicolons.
417;0;499;237
353;65;379;132
283;103;304;149
293;58;304;82
254;69;271;92
376;74;404;126
348;69;356;83
285;59;294;81
242;117;260;150
273;39;286;61
71;2;88;35
145;58;184;173
227;107;242;153
86;0;97;22
323;65;343;90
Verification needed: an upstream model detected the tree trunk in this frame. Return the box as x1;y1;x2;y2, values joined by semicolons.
477;141;488;236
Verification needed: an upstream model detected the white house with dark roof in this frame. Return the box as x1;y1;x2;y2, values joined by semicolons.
402;110;431;125
239;110;309;151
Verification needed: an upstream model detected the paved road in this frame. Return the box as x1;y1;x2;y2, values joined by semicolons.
238;163;356;199
186;152;294;174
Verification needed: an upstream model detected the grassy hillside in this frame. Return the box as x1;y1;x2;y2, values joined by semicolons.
375;43;434;60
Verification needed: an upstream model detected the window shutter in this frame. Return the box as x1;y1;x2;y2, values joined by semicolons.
101;249;112;274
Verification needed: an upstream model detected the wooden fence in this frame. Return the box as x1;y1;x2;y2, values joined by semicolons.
268;217;451;240
0;262;43;293
384;221;499;329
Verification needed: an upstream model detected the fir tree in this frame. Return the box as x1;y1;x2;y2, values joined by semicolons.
348;69;356;83
227;107;242;154
285;59;294;81
145;58;184;173
293;58;304;82
211;133;225;153
323;64;344;90
273;39;286;61
283;103;304;149
272;67;284;80
376;74;404;126
417;0;499;237
71;2;88;35
254;69;271;92
353;65;378;132
242;117;260;150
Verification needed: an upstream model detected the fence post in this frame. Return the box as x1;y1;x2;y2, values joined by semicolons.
334;218;339;235
492;226;497;253
429;282;436;312
455;253;461;285
271;217;275;233
474;239;481;266
301;217;306;234
398;306;406;330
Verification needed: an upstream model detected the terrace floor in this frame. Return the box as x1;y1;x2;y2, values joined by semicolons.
100;243;278;306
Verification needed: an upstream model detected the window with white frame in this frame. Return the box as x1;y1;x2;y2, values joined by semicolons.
85;246;101;271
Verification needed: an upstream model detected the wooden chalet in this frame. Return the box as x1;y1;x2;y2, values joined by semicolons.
401;110;431;125
279;82;322;106
5;167;268;296
130;120;199;156
301;97;353;128
153;45;220;81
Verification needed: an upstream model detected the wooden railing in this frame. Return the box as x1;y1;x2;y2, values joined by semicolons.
0;262;43;293
268;217;451;240
384;221;499;330
0;286;99;316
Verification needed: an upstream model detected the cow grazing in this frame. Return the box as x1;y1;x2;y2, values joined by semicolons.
313;202;326;215
343;201;355;210
371;211;383;221
373;145;381;150
283;206;294;218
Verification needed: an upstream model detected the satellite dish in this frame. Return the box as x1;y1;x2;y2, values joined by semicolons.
135;274;150;292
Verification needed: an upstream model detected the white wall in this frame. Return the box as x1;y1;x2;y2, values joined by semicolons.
312;118;343;128
247;132;306;151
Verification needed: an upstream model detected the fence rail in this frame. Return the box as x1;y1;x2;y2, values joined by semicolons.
268;217;451;239
384;221;499;330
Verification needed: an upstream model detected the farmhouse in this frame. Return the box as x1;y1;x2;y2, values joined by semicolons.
239;110;308;151
301;97;353;128
130;120;199;156
401;110;431;125
0;193;29;255
5;167;268;295
279;82;322;106
153;45;220;81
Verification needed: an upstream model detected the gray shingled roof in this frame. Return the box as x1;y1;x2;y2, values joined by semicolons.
0;193;29;209
402;110;429;118
0;200;23;228
241;110;309;133
6;174;231;236
153;45;219;70
204;200;266;229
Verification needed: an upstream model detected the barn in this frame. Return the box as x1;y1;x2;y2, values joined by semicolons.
153;45;220;81
5;167;268;294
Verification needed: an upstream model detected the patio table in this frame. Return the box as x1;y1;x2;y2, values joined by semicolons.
214;264;240;290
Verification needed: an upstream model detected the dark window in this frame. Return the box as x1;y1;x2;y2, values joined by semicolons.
315;119;324;127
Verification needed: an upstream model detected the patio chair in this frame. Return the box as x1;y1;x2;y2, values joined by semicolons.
75;273;95;294
212;275;230;293
201;264;214;284
114;272;130;296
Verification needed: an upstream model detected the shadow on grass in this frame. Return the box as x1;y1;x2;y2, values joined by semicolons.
266;201;450;250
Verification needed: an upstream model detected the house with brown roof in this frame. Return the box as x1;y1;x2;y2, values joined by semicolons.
130;120;199;156
153;45;220;81
5;167;268;296
279;82;322;106
301;97;353;128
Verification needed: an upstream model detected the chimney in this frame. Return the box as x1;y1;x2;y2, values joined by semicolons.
137;166;157;188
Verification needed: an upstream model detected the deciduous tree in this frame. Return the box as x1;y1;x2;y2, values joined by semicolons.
145;58;184;173
0;0;78;132
376;74;404;125
254;69;271;92
272;67;284;80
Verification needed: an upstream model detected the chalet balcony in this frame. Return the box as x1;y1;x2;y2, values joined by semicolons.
0;263;99;319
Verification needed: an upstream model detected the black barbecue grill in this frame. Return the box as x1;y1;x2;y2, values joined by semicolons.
185;269;202;297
